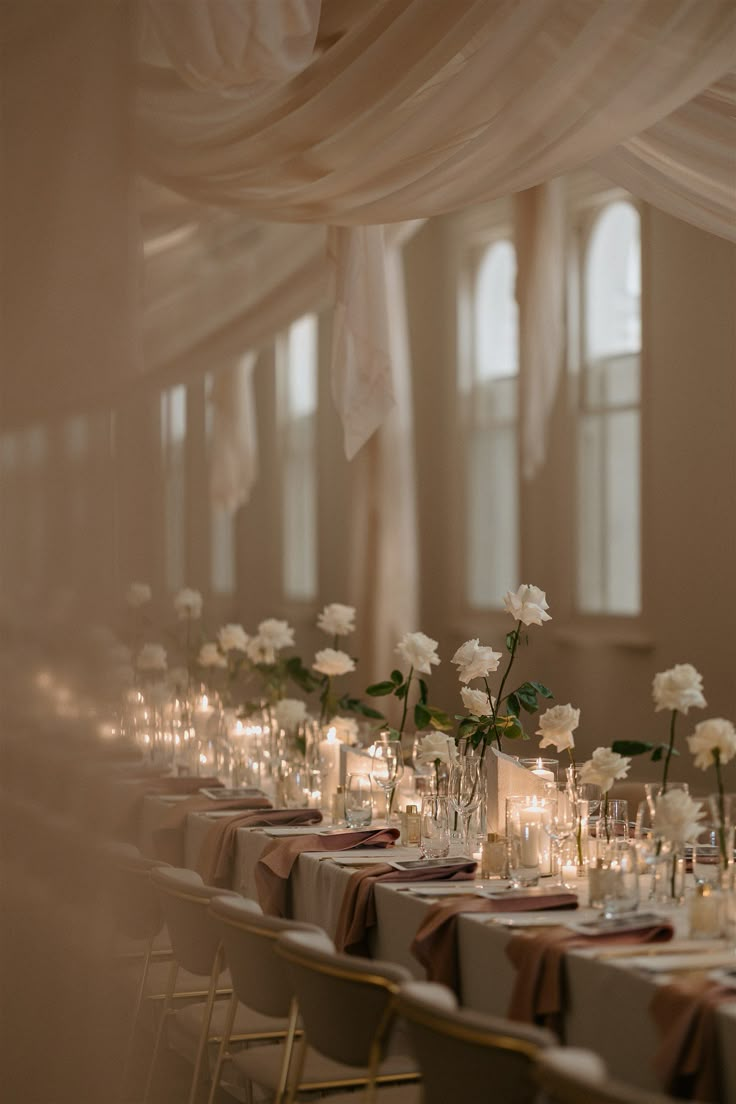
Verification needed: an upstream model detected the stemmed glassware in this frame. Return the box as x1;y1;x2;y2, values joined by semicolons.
369;739;404;823
448;758;483;855
542;785;577;880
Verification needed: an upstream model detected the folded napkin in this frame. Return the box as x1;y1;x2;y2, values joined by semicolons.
336;860;478;956
651;976;733;1101
506;919;674;1035
255;828;399;917
411;889;577;993
105;775;223;839
196;808;323;888
152;791;272;865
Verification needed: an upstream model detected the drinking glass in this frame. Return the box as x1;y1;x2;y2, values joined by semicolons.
597;842;640;918
369;740;404;822
448;758;483;855
693;823;725;887
542;786;577;876
645;781;689;816
420;794;450;859
506;796;553;887
345;774;372;827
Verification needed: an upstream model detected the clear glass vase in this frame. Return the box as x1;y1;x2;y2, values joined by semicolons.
706;793;736;889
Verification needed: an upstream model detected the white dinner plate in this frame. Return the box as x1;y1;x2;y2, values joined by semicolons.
490;913;578;927
622;951;736;973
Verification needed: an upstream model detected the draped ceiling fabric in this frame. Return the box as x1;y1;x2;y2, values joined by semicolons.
138;0;736;484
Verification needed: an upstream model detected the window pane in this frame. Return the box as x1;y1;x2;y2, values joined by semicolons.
280;315;318;601
585;201;641;360
161;385;187;591
205;373;236;596
474;241;519;381
465;240;519;608
578;200;641;616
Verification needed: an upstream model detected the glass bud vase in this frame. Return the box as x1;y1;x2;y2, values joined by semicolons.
707;793;735;890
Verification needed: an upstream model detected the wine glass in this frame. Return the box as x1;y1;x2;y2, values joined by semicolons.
369;740;404;823
448;758;482;855
542;786;577;880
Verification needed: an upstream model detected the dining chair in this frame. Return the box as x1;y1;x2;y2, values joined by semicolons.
535;1047;680;1103
275;928;421;1104
144;867;240;1104
396;980;554;1104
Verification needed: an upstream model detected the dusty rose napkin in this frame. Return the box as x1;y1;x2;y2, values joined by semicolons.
411;889;577;992
335;860;478;956
651;976;734;1101
506;919;674;1035
196;807;323;888
255;828;400;917
152;791;272;865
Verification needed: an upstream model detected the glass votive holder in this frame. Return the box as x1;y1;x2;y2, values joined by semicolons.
506;795;553;887
420;794;451;859
591;841;639;917
345;774;373;827
689;883;725;940
519;758;559;785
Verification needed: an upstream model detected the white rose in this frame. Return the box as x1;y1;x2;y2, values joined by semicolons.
579;746;631;793
415;732;458;766
451;639;502;684
313;649;356;678
396;631;440;675
174;588;203;620
460;686;495;718
198;642;227;669
273;698;308;732
217;623;249;653
328;715;360;745
652;664;706;714
317;603;356;637
654;790;705;844
126;582;152;608
257;618;295;651
136;643;167;672
536;704;580;753
687;718;736;771
245;635;276;666
503;584;551;627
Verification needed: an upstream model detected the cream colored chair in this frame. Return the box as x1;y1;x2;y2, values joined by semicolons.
535;1047;680;1104
276;929;421;1104
144;867;240;1104
396;980;554;1104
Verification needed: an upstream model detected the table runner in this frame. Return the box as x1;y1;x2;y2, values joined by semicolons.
507;921;675;1036
335;861;478;956
254;828;399;917
151;790;272;864
651;977;734;1101
411;890;578;992
195;807;323;887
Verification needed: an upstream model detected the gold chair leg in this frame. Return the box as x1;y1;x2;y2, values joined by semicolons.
274;998;300;1104
284;1033;308;1104
206;992;238;1104
187;944;224;1104
143;959;178;1104
119;935;154;1097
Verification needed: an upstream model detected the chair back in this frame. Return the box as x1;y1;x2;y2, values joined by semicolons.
150;866;237;975
208;895;323;1018
397;980;553;1104
103;842;168;941
276;930;412;1068
535;1048;678;1103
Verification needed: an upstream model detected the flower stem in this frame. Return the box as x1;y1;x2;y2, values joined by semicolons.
484;678;501;751
662;710;677;793
715;750;728;868
398;666;413;739
434;760;440;794
568;750;584;867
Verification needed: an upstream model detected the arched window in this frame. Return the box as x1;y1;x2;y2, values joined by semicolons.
465;239;519;609
279;313;318;601
577;200;641;614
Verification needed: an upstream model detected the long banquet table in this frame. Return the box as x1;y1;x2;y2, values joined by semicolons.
137;795;736;1101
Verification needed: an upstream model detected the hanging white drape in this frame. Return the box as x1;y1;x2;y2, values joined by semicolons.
209;351;259;513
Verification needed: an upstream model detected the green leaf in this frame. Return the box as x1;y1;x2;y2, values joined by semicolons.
516;685;539;713
457;717;480;738
651;746;664;762
366;681;396;697
395;682;409;701
390;669;404;686
505;631;517;653
427;706;452;731
529;681;554;700
414;703;431;729
418;678;429;705
611;740;653;757
495;714;525;741
506;693;521;717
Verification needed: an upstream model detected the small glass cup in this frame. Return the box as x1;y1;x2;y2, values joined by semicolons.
506;795;553;887
596;841;640;918
520;758;559;785
345;774;373;827
420;794;450;859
